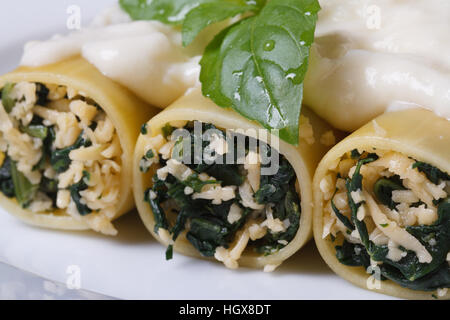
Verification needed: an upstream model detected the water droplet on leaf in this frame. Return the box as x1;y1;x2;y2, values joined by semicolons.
263;40;275;51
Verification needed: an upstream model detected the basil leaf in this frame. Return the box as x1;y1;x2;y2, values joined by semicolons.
200;0;320;144
182;0;266;46
119;0;210;24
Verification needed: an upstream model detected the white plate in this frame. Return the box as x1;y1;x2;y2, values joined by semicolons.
0;0;393;300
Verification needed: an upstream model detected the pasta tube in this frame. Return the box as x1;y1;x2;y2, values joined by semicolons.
313;108;450;299
0;57;157;235
133;89;336;270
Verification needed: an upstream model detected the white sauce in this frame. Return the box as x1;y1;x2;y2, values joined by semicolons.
304;0;450;131
20;5;203;108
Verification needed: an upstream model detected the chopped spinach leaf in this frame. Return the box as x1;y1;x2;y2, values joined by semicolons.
165;244;174;261
144;187;169;233
0;179;14;198
330;189;354;231
183;173;218;193
186;217;230;257
380;262;450;292
51;133;91;173
69;171;91;216
161;123;175;139
0;156;14;198
336;240;370;267
412;162;450;185
146;121;301;260
145;149;154;159
20;124;48;140
186;232;218;257
348;155;378;192
0;156;12;180
35;83;49;106
140;123;148;135
336;156;450;291
203;164;244;186
10;160;38;208
255;158;295;204
373;176;405;210
39;177;58;205
254;188;300;255
1;82;16;113
40;177;58;194
350;149;361;159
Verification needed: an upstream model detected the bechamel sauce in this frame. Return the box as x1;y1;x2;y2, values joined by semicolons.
20;5;204;108
304;0;450;131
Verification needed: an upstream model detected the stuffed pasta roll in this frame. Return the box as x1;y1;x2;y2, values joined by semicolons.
0;57;157;235
133;89;337;270
313;108;450;299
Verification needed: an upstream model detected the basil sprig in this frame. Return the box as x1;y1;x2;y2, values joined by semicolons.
120;0;320;145
182;0;266;46
120;0;211;25
120;0;265;45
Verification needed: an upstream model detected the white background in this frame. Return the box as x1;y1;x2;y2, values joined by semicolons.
0;0;391;299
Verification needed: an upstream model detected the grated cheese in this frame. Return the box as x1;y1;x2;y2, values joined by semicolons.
238;180;264;210
263;263;281;272
244;151;260;192
0;82;122;235
299;115;315;145
192;185;236;205
248;223;267;240
320;130;336;146
227;203;243;224
364;191;432;263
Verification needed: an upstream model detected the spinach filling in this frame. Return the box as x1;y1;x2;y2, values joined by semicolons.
0;157;16;199
1;82;16;113
144;122;301;260
332;151;450;291
252;157;300;255
0;82;96;214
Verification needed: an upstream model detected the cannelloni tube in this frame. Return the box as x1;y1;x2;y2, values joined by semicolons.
0;57;157;235
133;89;337;270
313;108;450;299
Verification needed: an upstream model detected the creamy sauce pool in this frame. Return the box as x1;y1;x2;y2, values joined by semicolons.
20;5;202;108
304;0;450;131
